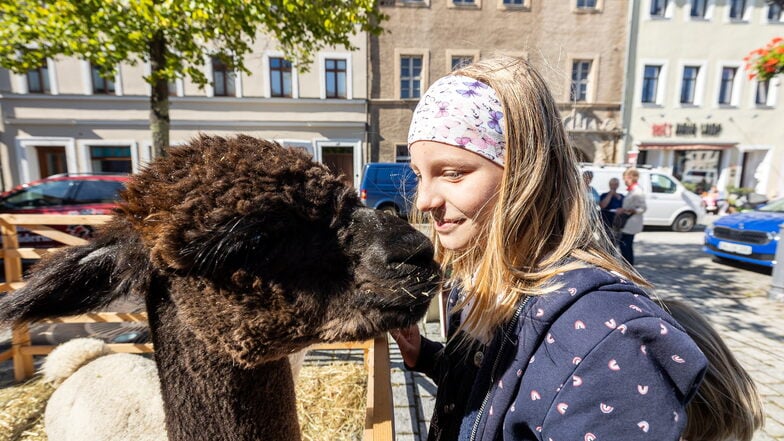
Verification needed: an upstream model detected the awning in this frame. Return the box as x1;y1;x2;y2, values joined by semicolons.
638;143;737;151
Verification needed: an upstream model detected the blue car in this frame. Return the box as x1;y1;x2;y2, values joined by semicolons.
703;198;784;268
358;163;417;217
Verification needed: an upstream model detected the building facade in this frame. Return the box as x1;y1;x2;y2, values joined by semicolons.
0;33;368;191
624;0;784;199
369;0;629;164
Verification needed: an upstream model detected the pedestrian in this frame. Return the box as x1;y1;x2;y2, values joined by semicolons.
583;170;600;205
660;299;764;441
618;168;645;265
599;177;624;242
392;56;706;441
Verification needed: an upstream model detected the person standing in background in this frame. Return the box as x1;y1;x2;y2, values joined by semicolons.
599;177;624;241
583;170;599;205
618;168;646;265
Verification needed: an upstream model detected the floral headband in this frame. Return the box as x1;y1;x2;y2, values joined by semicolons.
407;75;505;167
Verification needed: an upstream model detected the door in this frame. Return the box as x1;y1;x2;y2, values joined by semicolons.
646;172;682;226
37;146;67;178
321;146;354;187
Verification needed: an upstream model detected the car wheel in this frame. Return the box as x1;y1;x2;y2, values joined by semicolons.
379;204;400;217
671;212;696;232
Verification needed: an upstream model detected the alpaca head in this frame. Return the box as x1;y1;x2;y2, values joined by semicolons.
1;135;441;367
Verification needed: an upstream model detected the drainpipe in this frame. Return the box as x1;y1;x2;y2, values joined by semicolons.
619;0;640;163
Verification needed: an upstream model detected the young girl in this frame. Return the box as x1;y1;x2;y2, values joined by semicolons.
391;57;707;441
660;299;764;441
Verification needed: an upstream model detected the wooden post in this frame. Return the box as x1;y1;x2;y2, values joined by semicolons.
0;218;34;380
364;334;394;441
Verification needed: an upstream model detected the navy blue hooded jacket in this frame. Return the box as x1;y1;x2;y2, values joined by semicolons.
412;266;707;441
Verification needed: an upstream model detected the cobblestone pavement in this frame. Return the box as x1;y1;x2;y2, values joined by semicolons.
391;226;784;441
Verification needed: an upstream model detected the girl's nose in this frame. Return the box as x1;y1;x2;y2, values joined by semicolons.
415;180;443;213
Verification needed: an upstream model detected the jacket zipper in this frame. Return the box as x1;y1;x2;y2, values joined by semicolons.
468;296;531;441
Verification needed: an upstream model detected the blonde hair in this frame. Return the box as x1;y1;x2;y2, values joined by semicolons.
413;56;647;341
662;299;764;441
624;167;640;180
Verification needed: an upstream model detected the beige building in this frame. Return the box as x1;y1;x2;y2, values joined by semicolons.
0;34;368;190
369;0;629;164
624;0;784;199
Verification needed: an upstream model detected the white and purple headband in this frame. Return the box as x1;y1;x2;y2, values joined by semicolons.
407;75;505;167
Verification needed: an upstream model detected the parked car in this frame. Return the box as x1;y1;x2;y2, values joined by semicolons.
581;164;706;232
0;173;129;248
359;162;417;217
703;197;784;268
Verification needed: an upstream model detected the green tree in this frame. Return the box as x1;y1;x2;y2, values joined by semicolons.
0;0;385;157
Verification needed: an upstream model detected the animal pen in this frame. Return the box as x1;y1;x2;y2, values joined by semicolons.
0;213;395;441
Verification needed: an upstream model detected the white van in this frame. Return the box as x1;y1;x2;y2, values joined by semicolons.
581;164;706;232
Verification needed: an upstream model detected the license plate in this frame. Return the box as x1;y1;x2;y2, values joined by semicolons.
717;241;753;255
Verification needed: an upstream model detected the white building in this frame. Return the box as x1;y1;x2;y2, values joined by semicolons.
0;34;368;190
623;0;784;199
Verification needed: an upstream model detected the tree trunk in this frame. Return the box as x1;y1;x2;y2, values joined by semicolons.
150;31;170;159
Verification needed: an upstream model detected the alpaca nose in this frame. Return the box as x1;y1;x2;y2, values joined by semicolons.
384;231;435;269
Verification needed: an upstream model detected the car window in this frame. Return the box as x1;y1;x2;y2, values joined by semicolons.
1;180;76;208
73;180;126;204
651;174;677;194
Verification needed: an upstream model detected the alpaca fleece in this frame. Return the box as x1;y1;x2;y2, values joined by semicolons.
0;135;441;441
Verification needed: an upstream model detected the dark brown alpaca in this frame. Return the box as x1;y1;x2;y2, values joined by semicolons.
0;135;441;441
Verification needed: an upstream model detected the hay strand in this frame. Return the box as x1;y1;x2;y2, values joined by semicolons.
296;362;367;441
0;377;51;441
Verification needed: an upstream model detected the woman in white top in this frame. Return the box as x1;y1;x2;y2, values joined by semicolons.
619;167;646;265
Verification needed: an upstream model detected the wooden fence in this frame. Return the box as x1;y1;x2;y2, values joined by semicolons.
0;213;393;441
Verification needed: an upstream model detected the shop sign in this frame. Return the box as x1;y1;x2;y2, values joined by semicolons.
651;122;722;138
701;123;722;136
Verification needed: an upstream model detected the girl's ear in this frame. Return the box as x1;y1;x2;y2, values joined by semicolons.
0;230;149;325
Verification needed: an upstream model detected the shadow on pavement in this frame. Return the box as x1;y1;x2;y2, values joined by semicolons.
635;240;778;341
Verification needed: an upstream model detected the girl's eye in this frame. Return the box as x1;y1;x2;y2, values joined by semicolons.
443;170;463;179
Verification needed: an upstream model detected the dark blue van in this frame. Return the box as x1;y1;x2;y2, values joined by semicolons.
359;163;417;217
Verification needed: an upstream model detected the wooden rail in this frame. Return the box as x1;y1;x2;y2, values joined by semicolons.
0;213;394;441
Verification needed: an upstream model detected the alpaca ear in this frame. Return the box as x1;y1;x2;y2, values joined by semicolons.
0;232;147;325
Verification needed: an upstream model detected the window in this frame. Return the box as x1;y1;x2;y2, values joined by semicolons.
570;60;591;102
395;144;411;163
91;65;115;95
269;57;293;98
3;180;75;208
651;174;677;194
729;0;745;19
90;146;132;173
26;65;50;94
641;65;661;103
768;4;783;21
680;66;699;104
168;81;178;96
451;55;474;71
650;0;667;17
73;181;127;204
453;0;475;4
755;80;770;106
212;57;236;97
577;0;597;8
718;67;736;105
503;0;524;4
400;56;422;99
325;58;347;99
690;0;707;18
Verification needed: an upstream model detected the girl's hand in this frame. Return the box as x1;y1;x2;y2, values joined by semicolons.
390;325;421;368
